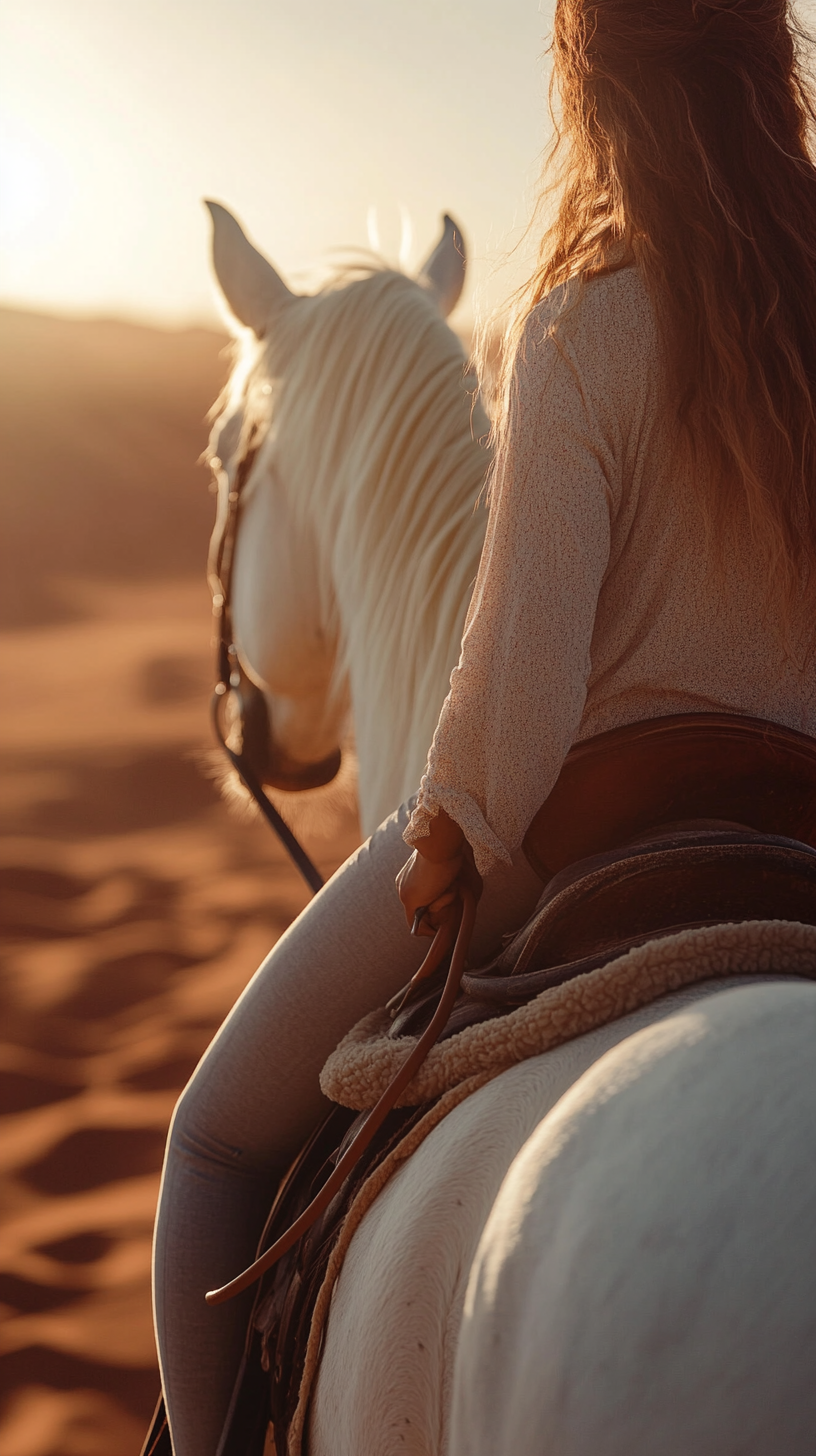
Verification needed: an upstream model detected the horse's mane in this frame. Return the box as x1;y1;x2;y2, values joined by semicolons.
216;266;490;828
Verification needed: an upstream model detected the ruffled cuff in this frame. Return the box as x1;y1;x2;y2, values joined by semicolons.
403;778;513;879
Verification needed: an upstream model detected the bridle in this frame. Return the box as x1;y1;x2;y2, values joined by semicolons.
208;439;330;895
204;434;476;1306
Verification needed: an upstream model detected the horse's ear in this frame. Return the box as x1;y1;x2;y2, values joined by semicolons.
205;200;296;336
417;214;466;317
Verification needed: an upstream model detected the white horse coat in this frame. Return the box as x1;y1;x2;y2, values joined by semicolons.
309;979;816;1456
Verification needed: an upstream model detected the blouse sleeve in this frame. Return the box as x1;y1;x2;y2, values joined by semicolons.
404;296;618;877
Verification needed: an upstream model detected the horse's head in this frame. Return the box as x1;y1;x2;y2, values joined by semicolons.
204;202;488;833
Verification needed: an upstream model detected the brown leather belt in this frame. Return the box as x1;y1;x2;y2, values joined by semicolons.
522;710;816;879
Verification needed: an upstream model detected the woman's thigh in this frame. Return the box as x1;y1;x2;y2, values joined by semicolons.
173;799;543;1173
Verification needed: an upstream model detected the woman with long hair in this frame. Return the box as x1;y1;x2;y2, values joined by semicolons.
398;0;816;922
152;2;816;1450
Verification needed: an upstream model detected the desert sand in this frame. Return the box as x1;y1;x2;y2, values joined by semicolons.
0;307;359;1455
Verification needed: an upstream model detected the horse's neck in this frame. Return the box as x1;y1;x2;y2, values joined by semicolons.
282;274;490;836
347;628;462;837
338;502;486;837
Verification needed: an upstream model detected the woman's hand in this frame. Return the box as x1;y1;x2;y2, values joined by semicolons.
397;808;481;935
396;849;464;936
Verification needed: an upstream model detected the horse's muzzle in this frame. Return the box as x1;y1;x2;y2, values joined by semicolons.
240;676;342;792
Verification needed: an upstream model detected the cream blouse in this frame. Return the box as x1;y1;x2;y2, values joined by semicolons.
404;267;816;877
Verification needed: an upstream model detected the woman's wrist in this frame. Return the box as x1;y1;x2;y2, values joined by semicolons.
412;806;465;864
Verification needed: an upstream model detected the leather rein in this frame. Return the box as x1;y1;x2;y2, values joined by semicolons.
206;440;478;1305
208;443;326;895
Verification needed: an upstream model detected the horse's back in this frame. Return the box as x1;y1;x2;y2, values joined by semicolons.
450;978;816;1456
309;977;779;1455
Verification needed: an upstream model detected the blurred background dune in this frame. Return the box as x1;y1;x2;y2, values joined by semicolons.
0;306;361;1454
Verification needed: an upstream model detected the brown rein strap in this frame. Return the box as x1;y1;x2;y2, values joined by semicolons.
209;444;326;896
204;439;483;1311
210;684;326;896
204;886;477;1307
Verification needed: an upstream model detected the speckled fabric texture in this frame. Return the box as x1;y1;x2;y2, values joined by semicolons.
405;268;816;876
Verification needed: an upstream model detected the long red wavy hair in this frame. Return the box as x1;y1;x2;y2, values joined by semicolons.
504;0;816;626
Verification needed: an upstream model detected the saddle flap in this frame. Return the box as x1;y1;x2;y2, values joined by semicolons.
391;828;816;1040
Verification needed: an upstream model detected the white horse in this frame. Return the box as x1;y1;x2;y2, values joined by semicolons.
205;206;816;1456
205;201;489;837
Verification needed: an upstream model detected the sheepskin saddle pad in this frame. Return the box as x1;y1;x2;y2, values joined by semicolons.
323;825;816;1111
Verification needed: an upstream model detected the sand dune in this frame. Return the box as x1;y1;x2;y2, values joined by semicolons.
0;309;360;1454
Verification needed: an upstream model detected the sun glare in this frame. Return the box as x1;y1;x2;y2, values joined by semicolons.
365;202;416;271
0;0;551;325
0;121;69;250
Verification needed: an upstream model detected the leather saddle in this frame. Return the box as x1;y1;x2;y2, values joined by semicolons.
143;711;816;1456
391;712;816;1040
245;712;816;1456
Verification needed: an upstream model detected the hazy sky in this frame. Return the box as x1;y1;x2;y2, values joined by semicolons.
0;1;555;329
